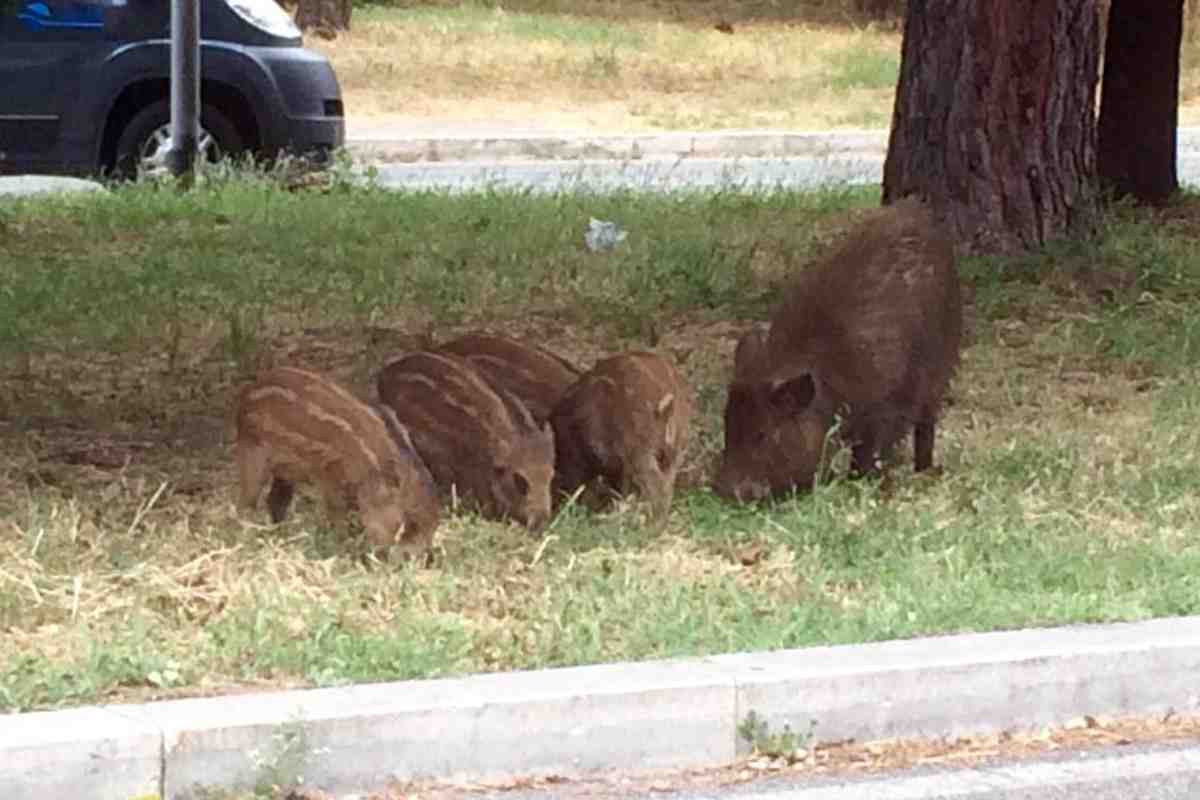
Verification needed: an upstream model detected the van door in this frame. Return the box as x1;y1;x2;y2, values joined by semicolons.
0;0;111;171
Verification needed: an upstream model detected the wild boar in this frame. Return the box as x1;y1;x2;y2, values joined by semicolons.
376;351;555;531
550;351;693;518
713;197;963;501
235;366;442;558
436;333;581;422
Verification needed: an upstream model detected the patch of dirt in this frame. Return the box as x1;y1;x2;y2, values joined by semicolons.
0;313;759;505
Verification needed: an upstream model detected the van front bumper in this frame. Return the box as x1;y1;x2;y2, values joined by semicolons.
284;114;345;158
253;45;345;155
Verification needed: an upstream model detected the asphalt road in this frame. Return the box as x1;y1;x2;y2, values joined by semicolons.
6;150;1200;198
465;741;1200;800
367;153;1200;194
367;155;883;193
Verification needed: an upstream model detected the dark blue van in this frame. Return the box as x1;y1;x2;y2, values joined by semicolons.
0;0;345;176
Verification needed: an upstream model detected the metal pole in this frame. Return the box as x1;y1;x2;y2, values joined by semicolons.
167;0;200;183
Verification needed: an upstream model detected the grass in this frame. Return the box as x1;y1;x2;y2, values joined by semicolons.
5;173;1200;713
310;0;1200;131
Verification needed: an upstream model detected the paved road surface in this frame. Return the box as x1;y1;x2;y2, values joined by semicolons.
368;153;1200;194
368;155;882;193
458;741;1200;800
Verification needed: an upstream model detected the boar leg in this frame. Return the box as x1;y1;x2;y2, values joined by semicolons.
322;488;351;527
236;441;272;511
913;418;935;472
265;478;296;523
850;439;879;478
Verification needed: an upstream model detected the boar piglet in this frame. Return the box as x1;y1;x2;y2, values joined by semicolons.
235;366;442;558
376;351;555;532
714;197;963;502
436;333;581;423
550;351;693;518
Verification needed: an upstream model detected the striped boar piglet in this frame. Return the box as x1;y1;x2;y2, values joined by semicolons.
436;332;581;422
550;351;693;518
235;366;441;558
377;351;555;532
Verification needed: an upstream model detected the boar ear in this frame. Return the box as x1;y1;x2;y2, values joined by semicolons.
656;393;675;419
733;328;768;379
663;414;677;447
769;373;815;413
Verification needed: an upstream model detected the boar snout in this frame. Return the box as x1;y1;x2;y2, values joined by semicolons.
627;453;675;518
522;507;551;534
712;465;770;504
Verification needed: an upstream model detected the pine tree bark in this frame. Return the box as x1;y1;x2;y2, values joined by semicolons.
1097;0;1183;205
295;0;351;38
882;1;1101;254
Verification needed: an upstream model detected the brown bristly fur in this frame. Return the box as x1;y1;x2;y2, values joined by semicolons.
235;366;441;558
714;198;963;501
550;350;693;519
436;333;581;423
376;351;555;532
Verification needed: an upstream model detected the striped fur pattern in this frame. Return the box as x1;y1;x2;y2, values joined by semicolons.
436;333;582;423
550;351;693;518
376;351;555;531
235;366;441;557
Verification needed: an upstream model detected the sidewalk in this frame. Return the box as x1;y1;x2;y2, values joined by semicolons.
5;616;1200;799
342;118;1200;169
343;116;891;164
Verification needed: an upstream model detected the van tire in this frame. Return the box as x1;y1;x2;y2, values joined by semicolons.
113;100;243;178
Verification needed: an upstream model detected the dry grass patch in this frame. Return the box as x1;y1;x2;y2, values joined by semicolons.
310;1;1200;130
314;6;901;130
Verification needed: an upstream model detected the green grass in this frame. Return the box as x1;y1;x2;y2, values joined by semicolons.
4;175;1200;712
0;175;865;363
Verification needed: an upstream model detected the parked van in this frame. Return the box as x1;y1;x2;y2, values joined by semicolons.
0;0;345;176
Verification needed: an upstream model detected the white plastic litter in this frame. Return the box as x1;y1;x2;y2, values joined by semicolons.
584;217;627;252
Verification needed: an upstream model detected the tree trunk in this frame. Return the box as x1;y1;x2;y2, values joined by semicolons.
295;0;351;38
1097;0;1183;205
882;1;1101;254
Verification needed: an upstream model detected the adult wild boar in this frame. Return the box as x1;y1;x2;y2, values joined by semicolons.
551;351;692;518
377;351;555;531
436;333;581;422
235;366;442;558
714;198;962;501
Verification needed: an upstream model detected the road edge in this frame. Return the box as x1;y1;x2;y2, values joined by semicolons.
4;616;1200;798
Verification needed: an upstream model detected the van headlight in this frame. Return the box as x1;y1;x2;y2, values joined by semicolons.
226;0;300;39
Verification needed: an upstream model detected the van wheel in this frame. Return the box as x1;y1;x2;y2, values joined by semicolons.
114;100;243;178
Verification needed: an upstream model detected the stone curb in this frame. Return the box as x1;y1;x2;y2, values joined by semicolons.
0;175;107;197
4;616;1200;799
344;124;1200;165
344;129;891;164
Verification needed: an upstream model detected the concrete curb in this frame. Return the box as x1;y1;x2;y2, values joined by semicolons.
4;616;1200;799
344;129;891;164
343;124;1200;165
0;175;107;197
